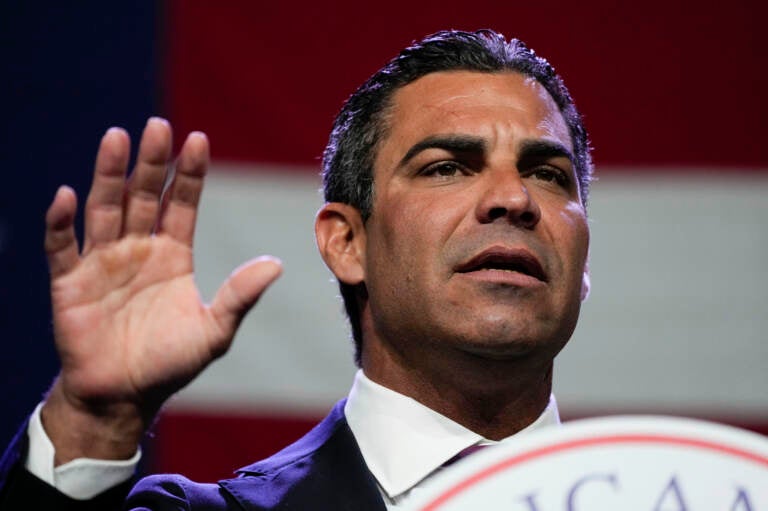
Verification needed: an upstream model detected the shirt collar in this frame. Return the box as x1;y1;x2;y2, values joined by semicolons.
344;370;560;499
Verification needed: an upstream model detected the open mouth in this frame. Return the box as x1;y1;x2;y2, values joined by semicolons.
456;248;547;282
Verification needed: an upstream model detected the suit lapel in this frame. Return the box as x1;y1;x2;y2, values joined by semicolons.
219;400;386;511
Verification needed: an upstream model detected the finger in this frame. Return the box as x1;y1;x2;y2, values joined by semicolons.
45;186;80;278
82;128;131;254
124;118;172;235
209;256;283;356
158;132;209;245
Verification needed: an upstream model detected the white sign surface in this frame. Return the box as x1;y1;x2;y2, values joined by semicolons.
407;416;768;511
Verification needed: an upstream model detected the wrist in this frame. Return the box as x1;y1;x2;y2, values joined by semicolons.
41;378;150;466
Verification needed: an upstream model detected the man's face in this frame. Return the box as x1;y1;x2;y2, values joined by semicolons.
359;71;589;363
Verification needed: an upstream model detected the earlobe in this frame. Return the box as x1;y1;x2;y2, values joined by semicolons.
315;203;366;285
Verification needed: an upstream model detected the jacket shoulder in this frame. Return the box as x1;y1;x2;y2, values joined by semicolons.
126;473;236;510
234;399;348;477
127;400;365;511
218;399;385;511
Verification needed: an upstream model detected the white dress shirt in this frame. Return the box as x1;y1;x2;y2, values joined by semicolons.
345;370;560;509
26;370;559;504
25;402;140;499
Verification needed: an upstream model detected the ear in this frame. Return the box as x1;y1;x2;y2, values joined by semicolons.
315;202;366;285
580;258;590;301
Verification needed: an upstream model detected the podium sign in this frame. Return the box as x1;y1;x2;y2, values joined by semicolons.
407;416;768;511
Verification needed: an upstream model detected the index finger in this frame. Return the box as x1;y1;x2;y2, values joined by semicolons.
82;127;131;254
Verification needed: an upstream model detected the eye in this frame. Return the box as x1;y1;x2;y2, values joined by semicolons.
527;166;570;187
421;161;468;178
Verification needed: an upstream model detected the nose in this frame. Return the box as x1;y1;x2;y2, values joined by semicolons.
475;169;541;228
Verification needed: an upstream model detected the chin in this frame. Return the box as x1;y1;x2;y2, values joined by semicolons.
456;337;549;360
452;333;551;361
449;317;570;362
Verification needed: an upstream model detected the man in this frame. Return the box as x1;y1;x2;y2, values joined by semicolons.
0;29;592;509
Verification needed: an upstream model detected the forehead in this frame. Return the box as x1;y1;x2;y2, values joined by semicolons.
379;71;571;157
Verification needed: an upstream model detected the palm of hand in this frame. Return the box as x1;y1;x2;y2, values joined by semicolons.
52;235;222;407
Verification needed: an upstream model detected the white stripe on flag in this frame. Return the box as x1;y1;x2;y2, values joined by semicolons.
168;164;768;420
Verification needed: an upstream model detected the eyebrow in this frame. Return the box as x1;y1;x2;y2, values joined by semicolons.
517;139;574;163
398;134;486;167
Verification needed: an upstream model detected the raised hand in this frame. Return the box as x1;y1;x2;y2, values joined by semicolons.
40;118;282;464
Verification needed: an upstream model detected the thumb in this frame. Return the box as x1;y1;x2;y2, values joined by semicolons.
210;256;283;339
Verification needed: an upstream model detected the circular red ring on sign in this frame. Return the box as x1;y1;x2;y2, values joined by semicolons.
420;434;768;511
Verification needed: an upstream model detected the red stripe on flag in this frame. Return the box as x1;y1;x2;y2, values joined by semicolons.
150;411;323;482
163;1;768;169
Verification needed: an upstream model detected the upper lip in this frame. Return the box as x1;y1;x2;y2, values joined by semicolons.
455;247;548;282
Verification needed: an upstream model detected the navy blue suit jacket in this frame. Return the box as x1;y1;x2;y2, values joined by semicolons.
0;400;387;510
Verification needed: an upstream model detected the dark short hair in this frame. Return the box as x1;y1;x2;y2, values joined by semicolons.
321;29;593;365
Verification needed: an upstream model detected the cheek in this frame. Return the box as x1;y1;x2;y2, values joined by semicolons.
537;200;588;276
376;190;459;248
368;186;475;285
568;205;590;256
366;206;435;299
365;200;422;291
556;206;590;275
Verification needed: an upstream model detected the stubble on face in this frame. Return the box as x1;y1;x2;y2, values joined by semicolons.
359;71;589;380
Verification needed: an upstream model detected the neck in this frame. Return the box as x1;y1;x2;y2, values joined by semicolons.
361;341;554;440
